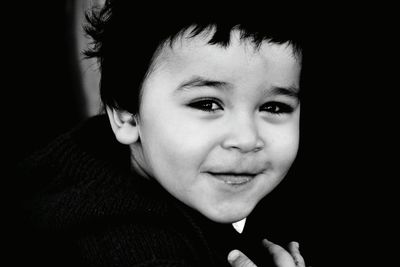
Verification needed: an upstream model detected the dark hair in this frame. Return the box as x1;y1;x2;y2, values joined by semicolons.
84;1;306;114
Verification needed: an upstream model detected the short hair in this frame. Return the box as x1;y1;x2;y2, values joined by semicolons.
84;1;306;114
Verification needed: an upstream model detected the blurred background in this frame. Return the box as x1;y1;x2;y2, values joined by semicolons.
4;1;105;264
6;0;104;167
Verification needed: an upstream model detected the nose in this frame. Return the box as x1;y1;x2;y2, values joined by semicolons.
221;113;264;153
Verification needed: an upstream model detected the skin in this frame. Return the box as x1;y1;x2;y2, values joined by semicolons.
111;28;301;223
108;28;305;266
228;239;306;267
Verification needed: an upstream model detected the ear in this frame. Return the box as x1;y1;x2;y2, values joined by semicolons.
106;107;139;145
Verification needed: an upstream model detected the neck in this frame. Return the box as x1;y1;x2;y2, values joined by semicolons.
129;144;153;180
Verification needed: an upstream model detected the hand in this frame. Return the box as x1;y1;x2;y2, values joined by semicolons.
227;239;305;267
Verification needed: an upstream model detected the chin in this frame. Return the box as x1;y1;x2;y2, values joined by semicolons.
201;204;253;224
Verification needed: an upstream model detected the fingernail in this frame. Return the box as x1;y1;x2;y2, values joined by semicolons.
262;238;273;246
228;250;240;262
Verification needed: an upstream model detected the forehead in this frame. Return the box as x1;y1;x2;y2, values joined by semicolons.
159;28;301;70
145;28;301;89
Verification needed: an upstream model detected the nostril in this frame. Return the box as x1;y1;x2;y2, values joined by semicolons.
221;116;264;152
222;137;264;153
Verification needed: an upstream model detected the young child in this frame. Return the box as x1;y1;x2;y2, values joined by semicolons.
19;1;308;266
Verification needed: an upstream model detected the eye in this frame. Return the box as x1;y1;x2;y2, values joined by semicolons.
188;99;223;112
260;101;294;114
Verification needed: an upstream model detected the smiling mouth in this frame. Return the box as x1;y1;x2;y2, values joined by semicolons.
207;172;257;185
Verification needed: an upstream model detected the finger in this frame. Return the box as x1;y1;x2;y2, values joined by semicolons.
289;241;306;267
262;239;296;267
227;249;257;267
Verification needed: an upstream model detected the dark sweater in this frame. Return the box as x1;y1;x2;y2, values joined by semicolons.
16;115;283;267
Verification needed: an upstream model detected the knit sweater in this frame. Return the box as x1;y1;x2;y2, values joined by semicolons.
17;115;279;267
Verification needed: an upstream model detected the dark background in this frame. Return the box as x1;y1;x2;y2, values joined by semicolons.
5;1;88;164
3;2;393;266
4;1;90;265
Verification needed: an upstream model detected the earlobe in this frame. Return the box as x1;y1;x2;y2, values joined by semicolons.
106;107;139;145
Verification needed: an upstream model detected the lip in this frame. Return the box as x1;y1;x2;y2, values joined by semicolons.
207;172;258;186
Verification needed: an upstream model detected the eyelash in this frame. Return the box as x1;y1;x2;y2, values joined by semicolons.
260;101;294;114
187;98;223;112
188;99;294;114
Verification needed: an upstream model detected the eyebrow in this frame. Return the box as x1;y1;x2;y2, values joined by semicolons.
269;85;300;98
175;75;300;98
176;76;232;92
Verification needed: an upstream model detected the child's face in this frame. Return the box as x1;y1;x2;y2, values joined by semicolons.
133;30;301;223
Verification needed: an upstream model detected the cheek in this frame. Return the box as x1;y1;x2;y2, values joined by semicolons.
268;126;300;171
139;111;217;178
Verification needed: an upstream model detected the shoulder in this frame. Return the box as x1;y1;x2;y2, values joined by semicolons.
78;216;199;266
17;114;129;191
15;115;228;266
